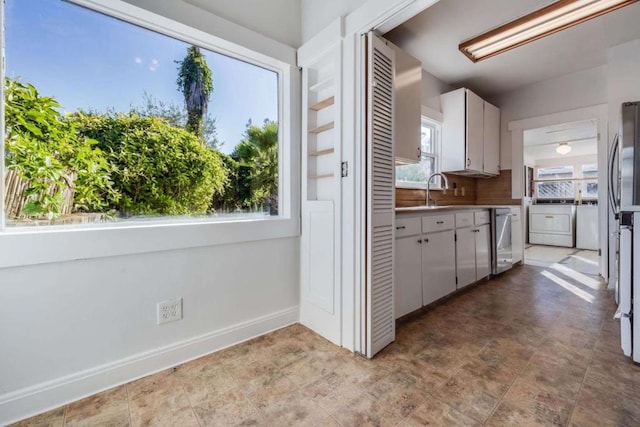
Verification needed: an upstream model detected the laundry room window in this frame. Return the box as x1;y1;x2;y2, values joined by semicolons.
535;166;575;199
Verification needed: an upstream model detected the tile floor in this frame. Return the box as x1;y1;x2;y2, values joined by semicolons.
525;245;601;277
13;264;640;426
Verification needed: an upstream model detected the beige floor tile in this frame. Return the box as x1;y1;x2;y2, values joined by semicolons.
192;387;262;427
261;392;337;427
400;398;479;426
9;408;65;427
64;385;130;427
127;370;199;427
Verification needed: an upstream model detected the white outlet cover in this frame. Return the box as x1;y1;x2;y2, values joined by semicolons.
157;298;183;325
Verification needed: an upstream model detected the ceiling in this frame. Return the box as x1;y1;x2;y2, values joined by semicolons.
524;119;597;147
523;119;598;161
385;0;640;97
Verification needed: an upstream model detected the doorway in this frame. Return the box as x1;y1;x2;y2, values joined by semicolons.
521;118;601;279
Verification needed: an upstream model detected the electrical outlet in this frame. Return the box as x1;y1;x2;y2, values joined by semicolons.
157;298;183;325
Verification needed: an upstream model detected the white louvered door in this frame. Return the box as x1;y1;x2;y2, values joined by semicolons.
365;33;395;358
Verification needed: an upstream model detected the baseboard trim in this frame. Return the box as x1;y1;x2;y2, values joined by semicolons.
0;305;299;425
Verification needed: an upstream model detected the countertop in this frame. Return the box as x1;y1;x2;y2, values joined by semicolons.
395;204;520;214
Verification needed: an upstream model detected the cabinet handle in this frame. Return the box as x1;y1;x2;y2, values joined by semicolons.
417;239;422;243
545;215;554;219
467;158;471;167
436;221;444;224
417;147;421;158
396;225;406;230
424;238;429;243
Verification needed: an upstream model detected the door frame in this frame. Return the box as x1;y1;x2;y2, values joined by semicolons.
339;0;441;354
508;104;609;278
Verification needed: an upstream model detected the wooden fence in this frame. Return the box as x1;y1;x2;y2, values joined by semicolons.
3;169;76;218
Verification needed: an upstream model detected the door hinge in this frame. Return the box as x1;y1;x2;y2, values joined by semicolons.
599;249;602;256
454;233;457;242
341;161;348;178
456;276;458;285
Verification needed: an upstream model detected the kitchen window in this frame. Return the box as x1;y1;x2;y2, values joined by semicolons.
396;117;441;188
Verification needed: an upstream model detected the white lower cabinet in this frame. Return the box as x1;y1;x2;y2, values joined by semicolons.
456;220;491;289
395;209;492;318
422;230;456;306
394;235;423;318
456;227;477;289
475;224;491;280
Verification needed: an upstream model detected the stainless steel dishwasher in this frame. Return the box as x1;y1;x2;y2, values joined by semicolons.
492;208;513;274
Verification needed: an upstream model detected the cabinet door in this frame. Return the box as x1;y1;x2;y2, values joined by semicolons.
465;90;484;173
422;230;457;305
393;47;422;164
456;227;476;288
483;101;500;175
441;89;466;172
475;224;491;280
394;236;423;318
512;220;523;264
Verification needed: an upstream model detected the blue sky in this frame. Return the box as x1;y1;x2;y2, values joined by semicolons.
5;0;279;154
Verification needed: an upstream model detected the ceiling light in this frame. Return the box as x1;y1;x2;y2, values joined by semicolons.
459;0;639;62
556;143;572;155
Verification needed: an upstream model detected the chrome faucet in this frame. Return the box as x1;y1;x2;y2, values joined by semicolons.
426;173;450;206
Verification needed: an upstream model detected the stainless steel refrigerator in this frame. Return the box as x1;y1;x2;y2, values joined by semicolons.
611;101;640;361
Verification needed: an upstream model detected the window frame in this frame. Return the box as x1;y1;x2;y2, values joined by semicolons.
395;116;442;190
0;0;300;268
533;162;598;201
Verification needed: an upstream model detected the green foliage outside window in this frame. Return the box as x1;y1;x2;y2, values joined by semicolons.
4;77;118;218
70;112;227;216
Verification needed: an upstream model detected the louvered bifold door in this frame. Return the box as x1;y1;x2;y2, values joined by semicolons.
365;33;395;358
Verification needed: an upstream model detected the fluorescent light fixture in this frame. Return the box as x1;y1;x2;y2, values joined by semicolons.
556;142;572;154
459;0;639;62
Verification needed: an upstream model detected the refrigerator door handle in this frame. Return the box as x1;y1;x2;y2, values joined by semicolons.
609;134;620;219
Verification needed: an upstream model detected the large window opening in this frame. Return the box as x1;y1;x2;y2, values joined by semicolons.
3;0;281;228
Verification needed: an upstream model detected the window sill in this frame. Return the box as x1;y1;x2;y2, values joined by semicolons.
0;216;299;269
396;183;442;190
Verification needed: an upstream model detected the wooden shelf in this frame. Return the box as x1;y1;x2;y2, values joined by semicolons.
309;173;335;179
309;78;334;92
308;148;335;157
310;96;335;111
309;121;334;134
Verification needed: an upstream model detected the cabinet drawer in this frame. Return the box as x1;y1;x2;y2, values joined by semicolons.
474;210;490;225
422;214;454;233
455;212;474;228
530;213;572;234
395;217;421;237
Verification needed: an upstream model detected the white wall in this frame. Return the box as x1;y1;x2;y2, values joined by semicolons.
607;39;640;144
301;0;367;43
422;69;452;113
125;0;302;47
493;65;608;170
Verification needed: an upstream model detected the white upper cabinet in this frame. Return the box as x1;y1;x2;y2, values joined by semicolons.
466;90;484;173
441;88;500;177
483;101;500;175
392;44;422;164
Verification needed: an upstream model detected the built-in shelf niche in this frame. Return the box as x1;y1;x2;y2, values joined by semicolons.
306;55;337;202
